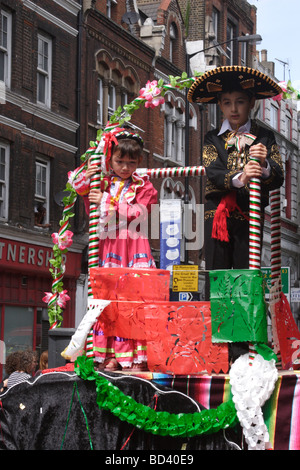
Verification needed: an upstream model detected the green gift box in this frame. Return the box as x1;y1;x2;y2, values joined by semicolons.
209;269;268;344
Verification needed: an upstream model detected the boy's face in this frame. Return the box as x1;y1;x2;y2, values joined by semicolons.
218;91;255;129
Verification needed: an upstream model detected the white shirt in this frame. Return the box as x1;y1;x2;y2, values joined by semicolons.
218;119;270;187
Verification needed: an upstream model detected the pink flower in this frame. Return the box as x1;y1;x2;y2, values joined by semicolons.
139;80;164;108
43;292;55;304
57;290;70;308
52;230;73;250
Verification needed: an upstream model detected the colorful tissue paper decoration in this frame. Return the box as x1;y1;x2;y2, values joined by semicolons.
273;80;300;102
209;269;268;344
88;267;228;374
144;302;229;375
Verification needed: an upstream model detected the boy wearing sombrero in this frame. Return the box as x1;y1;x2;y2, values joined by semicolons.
188;66;284;273
188;66;284;361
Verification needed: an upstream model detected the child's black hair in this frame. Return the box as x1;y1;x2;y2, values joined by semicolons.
112;137;143;161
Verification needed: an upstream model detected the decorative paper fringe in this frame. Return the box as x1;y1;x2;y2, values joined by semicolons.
229;353;278;450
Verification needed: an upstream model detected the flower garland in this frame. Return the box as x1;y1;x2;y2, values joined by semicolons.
43;184;78;328
43;73;200;327
74;355;239;438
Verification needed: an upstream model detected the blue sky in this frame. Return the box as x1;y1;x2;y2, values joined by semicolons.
253;0;300;90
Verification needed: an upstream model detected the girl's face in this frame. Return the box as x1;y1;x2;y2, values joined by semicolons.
110;150;141;179
218;91;255;129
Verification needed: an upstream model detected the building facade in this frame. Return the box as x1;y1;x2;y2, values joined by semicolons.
0;0;85;377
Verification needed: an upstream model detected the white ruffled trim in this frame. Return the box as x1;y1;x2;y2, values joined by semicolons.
229;353;278;450
61;299;111;361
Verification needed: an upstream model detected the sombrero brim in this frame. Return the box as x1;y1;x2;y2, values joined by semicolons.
188;66;283;104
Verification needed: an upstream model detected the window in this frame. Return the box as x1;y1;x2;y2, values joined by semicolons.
0;142;9;220
170;23;176;62
106;0;117;19
107;83;116;119
35;159;50;226
37;33;52;107
241;41;247;66
226;21;237;65
97;78;103;125
285;157;291;219
0;9;12;87
164;102;185;164
286;112;292;140
209;104;217;129
212;8;219;42
270;103;279;131
121;90;128;108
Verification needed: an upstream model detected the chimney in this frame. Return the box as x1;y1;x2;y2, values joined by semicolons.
261;49;267;62
260;49;275;76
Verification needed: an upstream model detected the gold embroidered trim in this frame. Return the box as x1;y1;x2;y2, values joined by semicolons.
204;209;249;221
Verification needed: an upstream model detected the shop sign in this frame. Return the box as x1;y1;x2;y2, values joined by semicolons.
0;237;81;277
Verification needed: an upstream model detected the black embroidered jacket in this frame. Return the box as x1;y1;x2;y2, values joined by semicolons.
203;120;284;218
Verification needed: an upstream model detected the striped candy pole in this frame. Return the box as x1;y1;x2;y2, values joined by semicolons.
248;158;262;364
137;165;206;178
85;142;102;357
270;189;281;287
249;159;262;270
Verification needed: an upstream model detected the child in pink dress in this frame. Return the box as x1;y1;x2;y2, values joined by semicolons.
83;128;157;371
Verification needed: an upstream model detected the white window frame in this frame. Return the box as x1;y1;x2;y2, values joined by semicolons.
37;33;52;108
212;7;219;41
164;103;185;164
241;41;247;66
169;23;176;62
97;78;103;125
226;22;235;65
270;103;279;131
121;90;128;108
285;112;292;140
0;9;12;88
106;0;117;18
0;141;9;220
209;103;217;129
108;83;116;119
35;159;50;225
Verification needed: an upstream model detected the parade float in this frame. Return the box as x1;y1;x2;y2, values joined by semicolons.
1;69;300;451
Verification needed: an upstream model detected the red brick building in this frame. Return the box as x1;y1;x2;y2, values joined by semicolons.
0;0;84;377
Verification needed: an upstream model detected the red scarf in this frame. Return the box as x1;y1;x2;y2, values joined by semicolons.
212;191;249;242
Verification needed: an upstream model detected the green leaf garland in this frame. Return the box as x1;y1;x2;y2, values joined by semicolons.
74;356;239;438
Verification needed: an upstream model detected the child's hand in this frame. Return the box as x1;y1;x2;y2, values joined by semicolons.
88;188;103;206
239;160;263;185
249;143;268;167
85;160;99;180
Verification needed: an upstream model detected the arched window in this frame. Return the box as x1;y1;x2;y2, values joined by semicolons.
95;54;140;128
169;23;177;62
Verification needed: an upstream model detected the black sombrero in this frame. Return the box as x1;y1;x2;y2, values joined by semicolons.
188;65;283;104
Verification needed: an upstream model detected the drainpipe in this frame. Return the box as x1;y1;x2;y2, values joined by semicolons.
75;0;83;232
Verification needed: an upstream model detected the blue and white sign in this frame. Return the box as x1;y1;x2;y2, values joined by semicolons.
160;199;181;271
